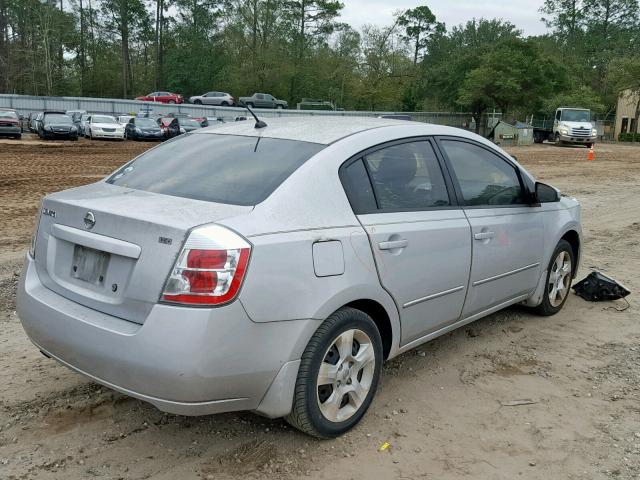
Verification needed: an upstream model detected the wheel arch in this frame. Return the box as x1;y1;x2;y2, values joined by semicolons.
560;229;580;278
344;299;393;360
309;284;401;361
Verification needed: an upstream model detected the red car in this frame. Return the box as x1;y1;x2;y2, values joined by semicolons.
135;91;184;104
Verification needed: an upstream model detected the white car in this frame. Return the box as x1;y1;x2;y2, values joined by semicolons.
87;115;125;140
117;115;134;125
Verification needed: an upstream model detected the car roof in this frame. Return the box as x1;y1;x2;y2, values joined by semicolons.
193;116;475;145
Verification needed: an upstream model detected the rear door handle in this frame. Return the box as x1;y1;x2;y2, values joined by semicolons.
378;239;408;250
474;231;495;241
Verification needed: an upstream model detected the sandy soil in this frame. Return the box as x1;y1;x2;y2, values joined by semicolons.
0;136;638;480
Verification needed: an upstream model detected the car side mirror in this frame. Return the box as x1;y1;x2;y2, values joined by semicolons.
535;182;561;203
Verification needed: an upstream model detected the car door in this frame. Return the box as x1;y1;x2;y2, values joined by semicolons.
204;92;215;105
437;138;544;318
341;139;472;346
253;94;265;107
266;95;276;108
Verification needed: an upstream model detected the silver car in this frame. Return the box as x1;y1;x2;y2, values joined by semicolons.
17;118;581;438
188;91;235;106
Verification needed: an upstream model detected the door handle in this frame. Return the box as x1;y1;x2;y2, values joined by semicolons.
378;239;408;250
474;231;495;241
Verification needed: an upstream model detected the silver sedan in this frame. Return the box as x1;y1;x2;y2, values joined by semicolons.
188;91;235;106
17;117;581;438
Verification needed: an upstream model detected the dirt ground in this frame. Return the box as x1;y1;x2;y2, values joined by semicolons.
0;134;638;480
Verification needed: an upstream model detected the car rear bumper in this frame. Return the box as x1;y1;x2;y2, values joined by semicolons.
0;125;21;135
17;254;316;416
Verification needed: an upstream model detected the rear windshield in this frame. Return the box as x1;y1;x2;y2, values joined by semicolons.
0;110;18;119
107;133;325;206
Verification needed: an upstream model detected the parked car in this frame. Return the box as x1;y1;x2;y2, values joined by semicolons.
0;108;23;139
79;113;92;136
38;113;78;140
28;112;42;133
117;115;134;125
157;117;181;139
87;115;125;140
178;118;203;133
135;91;184;104
17;117;581;439
238;93;288;109
36;110;66;138
188;91;235;106
66;110;87;130
124;117;164;141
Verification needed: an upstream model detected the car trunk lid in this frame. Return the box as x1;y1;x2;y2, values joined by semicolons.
34;182;253;324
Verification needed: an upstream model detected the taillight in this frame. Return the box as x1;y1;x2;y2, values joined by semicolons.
161;224;251;306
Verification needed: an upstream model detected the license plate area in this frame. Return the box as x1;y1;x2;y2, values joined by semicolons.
71;245;110;285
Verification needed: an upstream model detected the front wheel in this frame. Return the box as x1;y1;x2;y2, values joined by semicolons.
168;100;176;104
533;239;575;316
286;307;383;438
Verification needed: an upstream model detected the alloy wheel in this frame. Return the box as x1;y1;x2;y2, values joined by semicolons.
548;250;572;307
316;329;376;423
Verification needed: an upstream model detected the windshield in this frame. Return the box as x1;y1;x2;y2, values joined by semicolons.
136;118;157;128
181;119;201;128
0;110;18;119
107;134;325;206
45;114;72;124
561;109;591;122
92;115;117;124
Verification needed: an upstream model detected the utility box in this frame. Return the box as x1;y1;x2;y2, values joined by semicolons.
490;121;534;146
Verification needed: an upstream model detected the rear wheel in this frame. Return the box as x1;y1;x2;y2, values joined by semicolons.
221;101;229;107
286;307;383;438
533;239;574;316
246;102;254;108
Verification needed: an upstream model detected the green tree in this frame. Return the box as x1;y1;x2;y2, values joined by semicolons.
398;5;442;66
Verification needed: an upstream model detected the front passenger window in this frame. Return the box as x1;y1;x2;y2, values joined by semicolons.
440;140;525;206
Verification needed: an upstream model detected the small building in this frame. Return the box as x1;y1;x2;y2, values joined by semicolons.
489;120;534;147
615;89;639;139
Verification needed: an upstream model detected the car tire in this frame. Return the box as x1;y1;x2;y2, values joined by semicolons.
168;100;176;104
89;130;93;140
221;101;229;107
286;307;383;439
246;102;254;108
533;239;575;316
586;143;593;149
276;104;283;110
194;100;202;105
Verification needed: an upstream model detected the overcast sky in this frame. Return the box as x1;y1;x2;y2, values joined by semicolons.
339;0;548;36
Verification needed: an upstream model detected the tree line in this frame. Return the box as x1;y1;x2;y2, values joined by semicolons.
0;0;639;122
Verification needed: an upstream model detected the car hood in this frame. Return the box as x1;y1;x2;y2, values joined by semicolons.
45;123;74;129
92;122;122;129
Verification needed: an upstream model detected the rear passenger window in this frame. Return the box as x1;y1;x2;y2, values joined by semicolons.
364;141;450;210
340;159;377;213
440;140;525;206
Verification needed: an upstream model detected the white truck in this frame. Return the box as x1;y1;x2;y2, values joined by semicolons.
533;107;597;147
